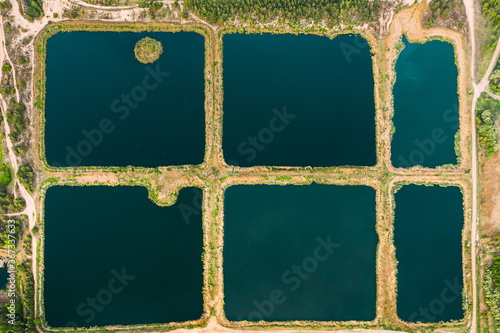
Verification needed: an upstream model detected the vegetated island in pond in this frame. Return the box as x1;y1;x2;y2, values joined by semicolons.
134;37;163;64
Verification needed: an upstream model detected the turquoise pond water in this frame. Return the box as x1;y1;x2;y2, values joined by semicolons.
45;32;206;168
223;184;377;321
222;33;376;167
44;186;204;327
394;185;463;322
391;35;459;168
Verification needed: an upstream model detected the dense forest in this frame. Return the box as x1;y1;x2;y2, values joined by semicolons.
485;256;500;321
489;59;500;93
6;98;27;143
139;1;164;18
16;165;35;193
0;274;36;332
0;216;36;332
0;163;11;185
481;0;500;53
24;0;43;21
0;216;21;247
183;0;380;25
0;189;25;214
426;0;452;27
0;163;24;213
476;93;500;157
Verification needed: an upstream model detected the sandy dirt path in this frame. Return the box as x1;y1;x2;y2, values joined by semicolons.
487;89;500;101
463;0;478;332
71;0;138;10
470;34;500;333
463;0;500;331
464;0;476;77
7;0;44;35
101;316;407;333
477;37;500;92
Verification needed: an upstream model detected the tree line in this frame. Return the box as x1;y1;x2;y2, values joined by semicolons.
0;216;37;332
17;165;35;193
0;62;29;155
183;0;380;26
476;93;500;158
6;98;28;143
485;255;500;322
0;163;25;214
481;0;500;53
426;0;452;27
489;59;500;93
24;0;43;21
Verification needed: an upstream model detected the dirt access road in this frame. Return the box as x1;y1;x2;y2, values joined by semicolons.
463;0;500;331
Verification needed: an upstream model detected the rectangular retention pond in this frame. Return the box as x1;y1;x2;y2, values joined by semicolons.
44;186;204;328
222;33;376;167
223;183;377;321
391;36;459;168
394;184;463;322
45;31;206;168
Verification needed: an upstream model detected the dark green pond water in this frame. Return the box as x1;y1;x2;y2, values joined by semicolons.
391;36;459;168
45;32;205;168
44;186;204;327
0;266;7;290
394;185;463;322
222;34;376;167
223;184;377;321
